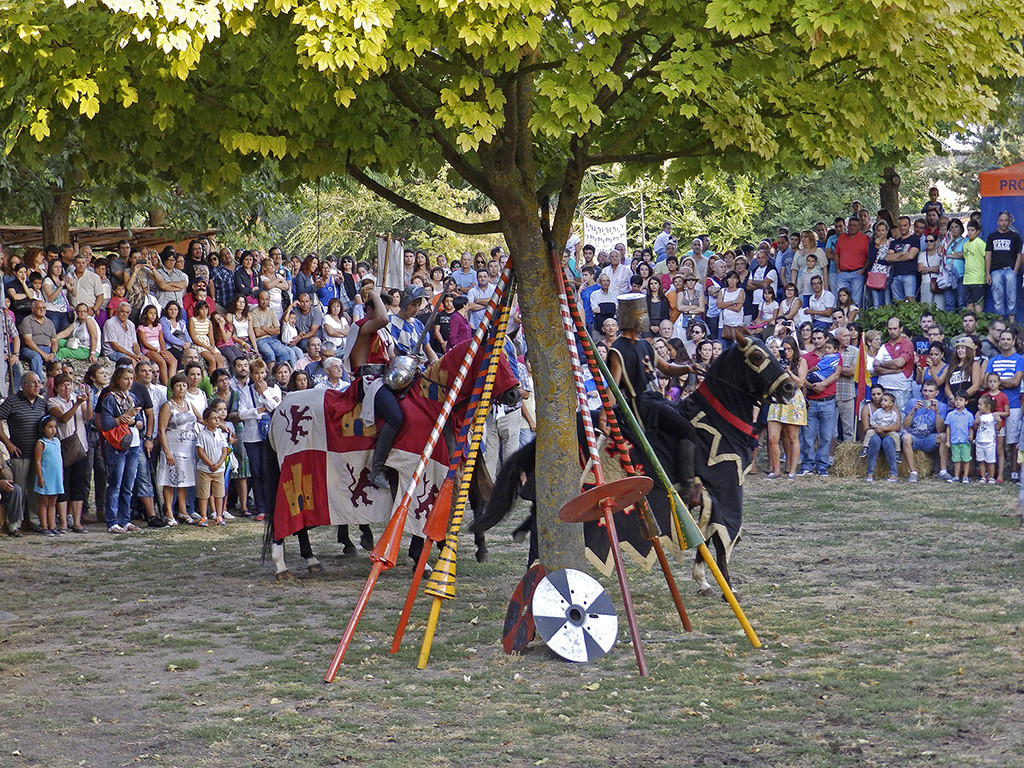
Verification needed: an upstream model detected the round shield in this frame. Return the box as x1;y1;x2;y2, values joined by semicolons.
532;569;618;663
502;563;546;654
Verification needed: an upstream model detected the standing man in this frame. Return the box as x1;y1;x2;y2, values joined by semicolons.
65;253;105;317
601;249;633;298
451;253;477;295
834;326;859;444
834;216;870;308
0;372;47;532
653;221;673;259
887;216;921;302
152;249;188;309
466;269;496;329
984;211;1024;319
874;317;915;412
799;329;841;476
211;249;237;314
389;286;437;363
986;329;1024;481
749;248;778;318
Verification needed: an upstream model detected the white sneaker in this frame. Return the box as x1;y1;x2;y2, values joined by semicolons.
908;471;919;483
947;477;959;483
1012;472;1020;482
222;511;235;520
107;524;126;534
938;469;952;480
962;477;970;484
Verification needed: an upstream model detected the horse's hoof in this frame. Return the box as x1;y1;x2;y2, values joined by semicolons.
275;570;295;581
475;547;489;563
308;563;324;574
697;586;715;598
512;530;527;543
360;532;375;551
342;543;356;557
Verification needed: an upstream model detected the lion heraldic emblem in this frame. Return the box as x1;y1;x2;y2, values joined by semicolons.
286;405;312;444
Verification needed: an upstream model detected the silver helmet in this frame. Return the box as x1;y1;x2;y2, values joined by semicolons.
616;292;650;334
383;355;419;392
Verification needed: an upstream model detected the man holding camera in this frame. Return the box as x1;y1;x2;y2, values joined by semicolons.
900;381;950;482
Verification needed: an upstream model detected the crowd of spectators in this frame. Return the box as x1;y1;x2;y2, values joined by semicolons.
3;186;1024;538
0;238;531;537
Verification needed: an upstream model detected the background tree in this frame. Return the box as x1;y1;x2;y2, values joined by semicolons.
4;0;1022;569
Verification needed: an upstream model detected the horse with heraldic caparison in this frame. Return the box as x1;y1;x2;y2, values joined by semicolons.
263;340;520;579
473;329;795;596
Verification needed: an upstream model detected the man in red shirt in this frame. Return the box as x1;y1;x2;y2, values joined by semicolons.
799;328;842;476
833;216;870;309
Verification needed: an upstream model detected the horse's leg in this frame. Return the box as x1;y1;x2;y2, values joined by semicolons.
512;516;532;543
527;512;539;567
407;534;432;575
297;528;322;573
693;547;714;597
337;524;356;556
713;532;736;599
359;524;374;551
474;530;489;562
271;540;293;580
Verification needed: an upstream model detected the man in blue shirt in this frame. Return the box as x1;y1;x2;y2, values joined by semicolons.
887;216;920;302
899;381;949;482
986;328;1024;480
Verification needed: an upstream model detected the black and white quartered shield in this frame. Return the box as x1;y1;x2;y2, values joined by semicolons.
532;569;618;662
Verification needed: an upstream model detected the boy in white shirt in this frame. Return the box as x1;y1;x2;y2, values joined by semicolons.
195;406;231;525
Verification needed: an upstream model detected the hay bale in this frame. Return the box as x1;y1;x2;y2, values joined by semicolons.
831;440;933;479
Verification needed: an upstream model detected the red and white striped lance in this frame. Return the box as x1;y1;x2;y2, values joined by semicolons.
555;274;603;485
374;264;515;569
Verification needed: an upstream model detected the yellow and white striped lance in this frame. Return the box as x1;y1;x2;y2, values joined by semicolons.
423;297;514;600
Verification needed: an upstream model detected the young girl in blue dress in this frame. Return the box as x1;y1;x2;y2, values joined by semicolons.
34;415;64;536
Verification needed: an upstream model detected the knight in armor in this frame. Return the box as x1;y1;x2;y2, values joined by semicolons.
606;293;701;470
388;286;438;364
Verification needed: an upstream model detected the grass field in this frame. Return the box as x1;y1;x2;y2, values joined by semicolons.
1;475;1023;768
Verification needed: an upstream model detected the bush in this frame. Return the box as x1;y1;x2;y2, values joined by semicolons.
859;301;1000;337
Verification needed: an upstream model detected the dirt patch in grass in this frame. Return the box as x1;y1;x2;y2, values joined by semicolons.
2;476;1023;767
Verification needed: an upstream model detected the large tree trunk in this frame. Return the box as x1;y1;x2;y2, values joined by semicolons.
40;188;72;246
879;165;901;218
500;198;585;572
147;207;168;227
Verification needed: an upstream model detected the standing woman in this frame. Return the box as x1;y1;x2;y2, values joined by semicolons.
339;255;359;313
83;363;109;523
718;270;746;344
293;254;319;300
42;260;71;333
797;321;815;354
315;261;341;310
791;231;826;301
942;218;968;311
214;368;252;518
766;336;808;479
98;366;145;533
866;219;893;308
260;257;290;317
945;336;983;408
646;276;670;336
137;304;176;384
237;359;282;522
413;251;431;282
49;374;91;533
157;373;201;525
675;274;705;331
234;251;261;306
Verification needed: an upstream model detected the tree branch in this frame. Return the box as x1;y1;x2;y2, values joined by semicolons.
346;165;504;235
384;73;493;196
586;141;713;166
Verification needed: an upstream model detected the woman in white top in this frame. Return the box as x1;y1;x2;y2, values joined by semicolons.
322;297;349;342
237;359;282;521
42;259;72;333
49;373;92;532
158;373;202;524
260;257;290;318
56;303;101;362
228;294;258;359
718;270;746;341
791;230;827;298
